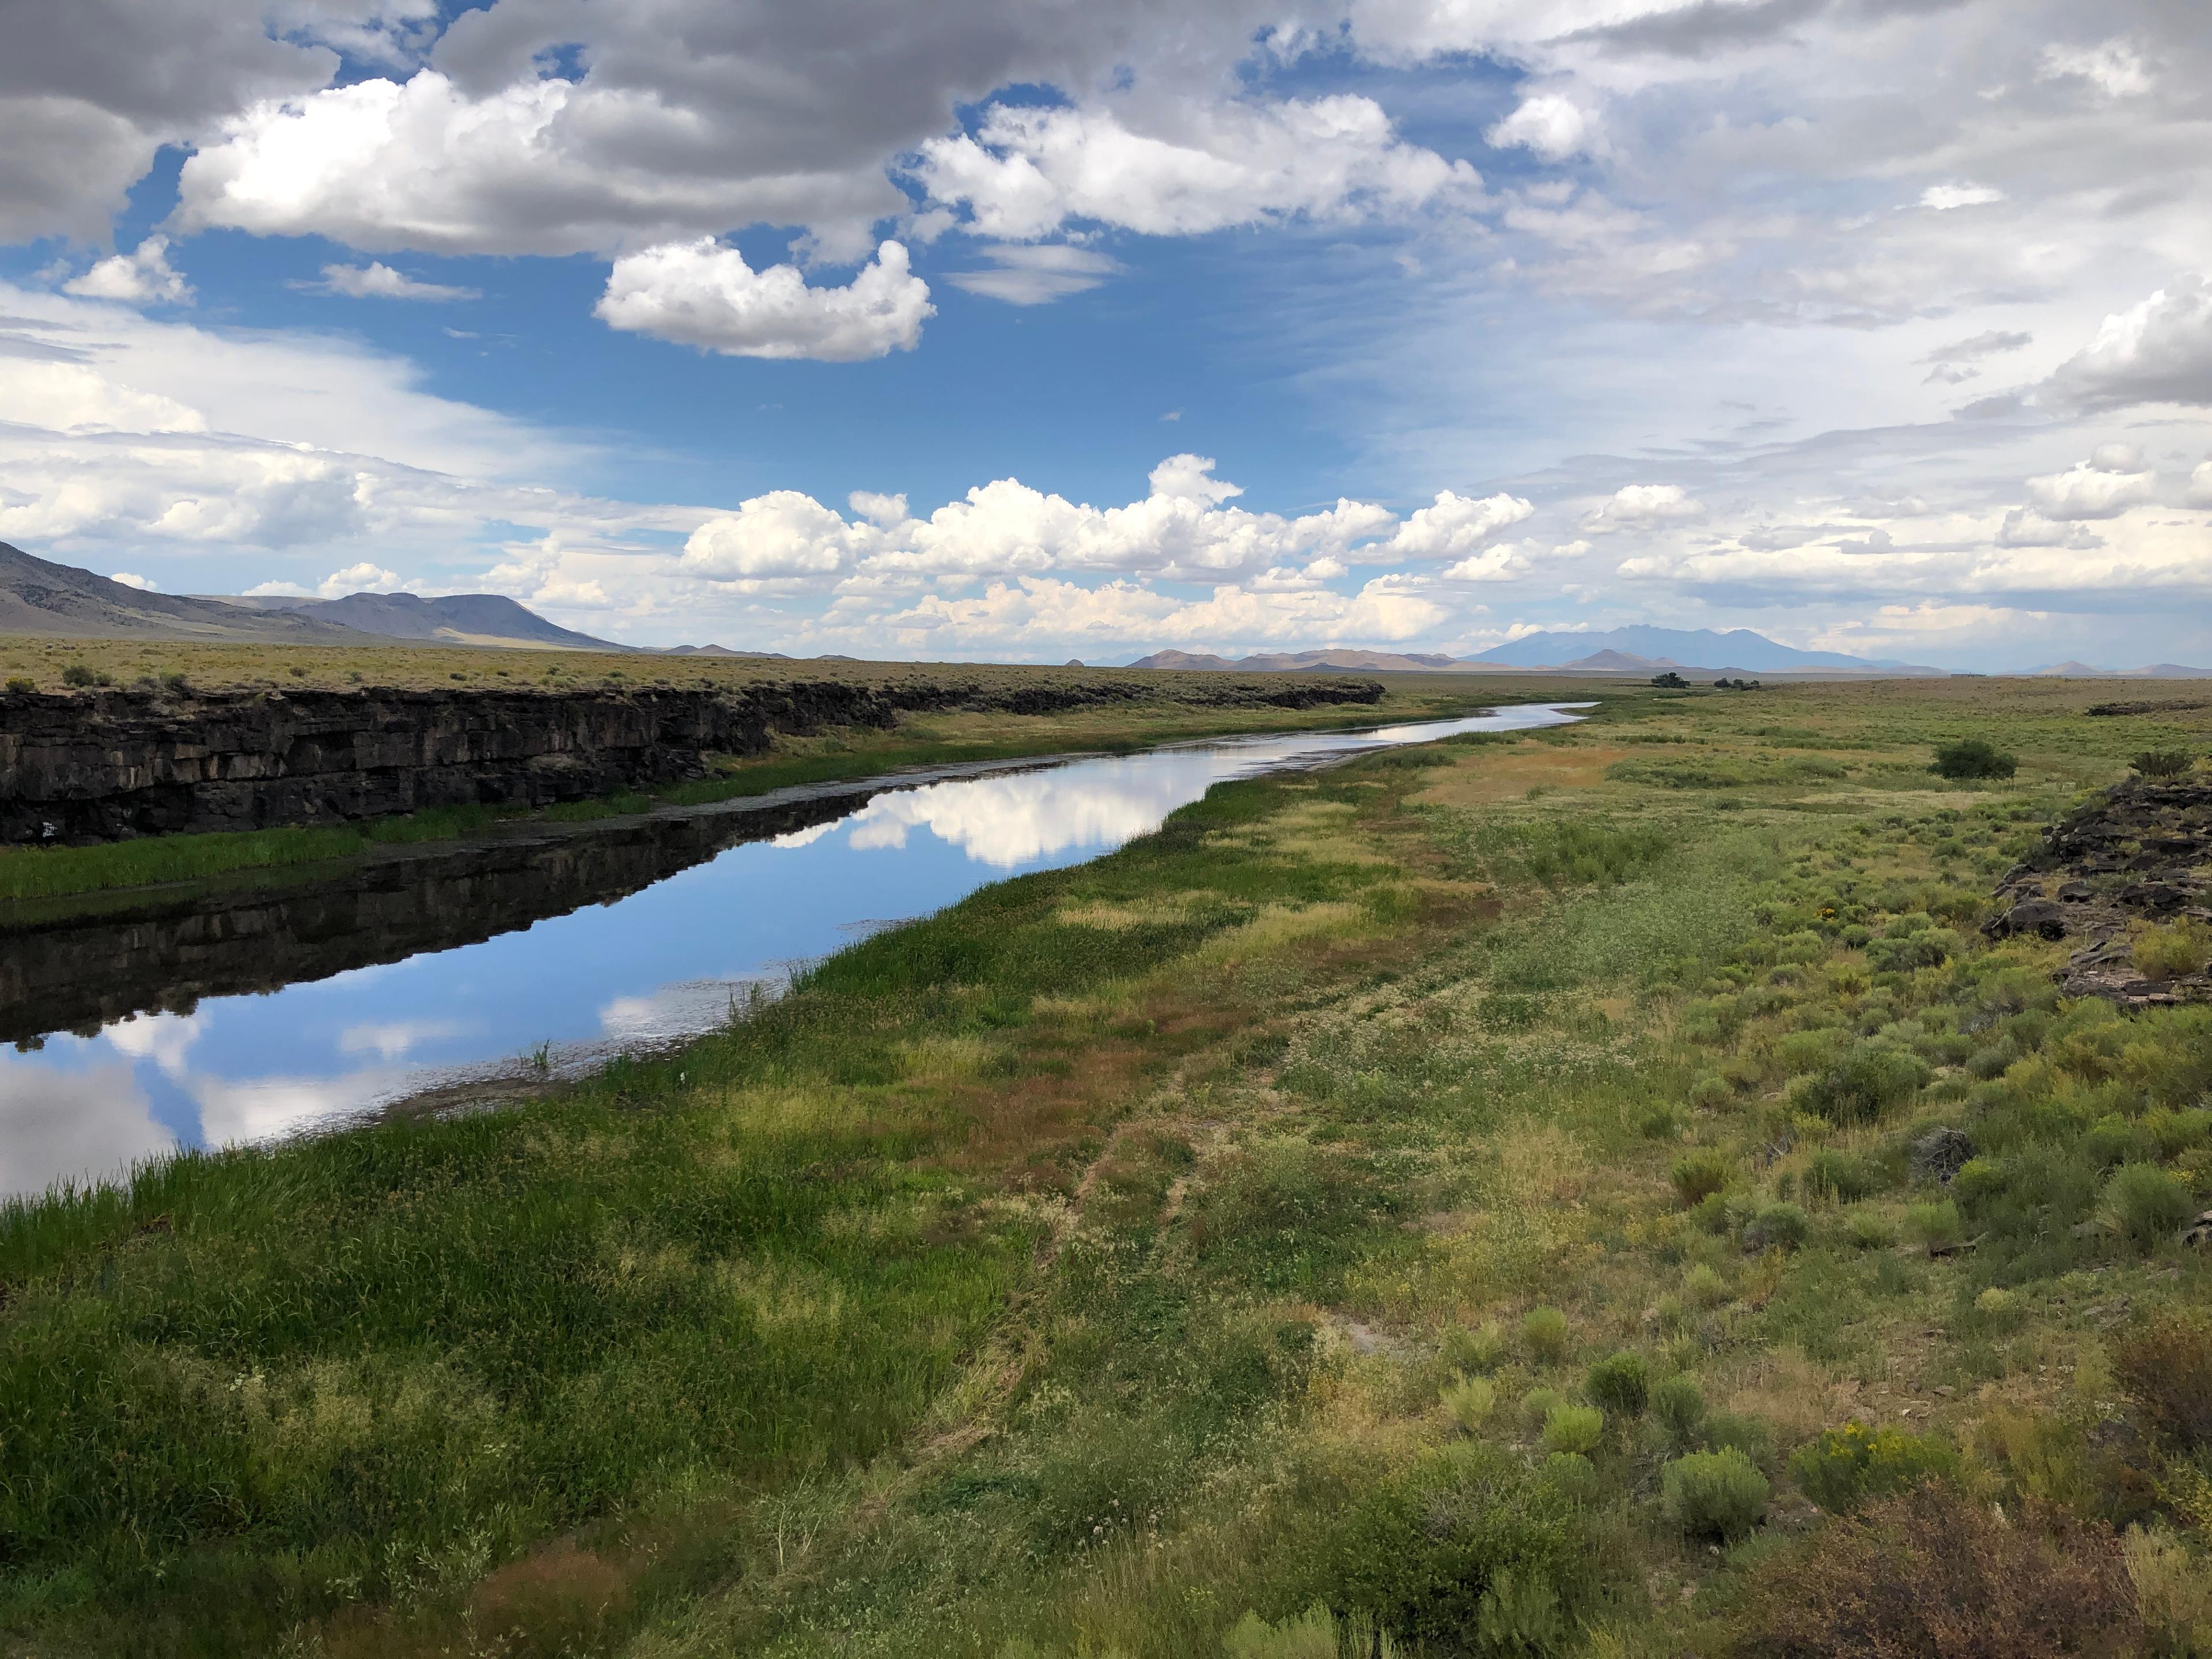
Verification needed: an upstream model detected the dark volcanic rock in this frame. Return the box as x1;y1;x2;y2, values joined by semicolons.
0;674;1385;845
1986;775;2212;1006
1910;1126;1976;1183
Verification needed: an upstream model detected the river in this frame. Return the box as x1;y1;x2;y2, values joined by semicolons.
0;702;1588;1197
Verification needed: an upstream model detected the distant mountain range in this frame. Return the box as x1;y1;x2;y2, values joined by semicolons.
1129;628;1949;677
2029;661;2212;678
0;543;373;645
212;590;625;652
9;543;2204;676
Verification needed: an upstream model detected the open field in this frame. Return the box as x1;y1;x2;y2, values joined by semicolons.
1;677;2208;1656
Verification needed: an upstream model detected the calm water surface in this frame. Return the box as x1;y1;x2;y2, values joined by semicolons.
0;704;1587;1195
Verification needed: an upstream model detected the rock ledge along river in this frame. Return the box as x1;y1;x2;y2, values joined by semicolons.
0;703;1586;1198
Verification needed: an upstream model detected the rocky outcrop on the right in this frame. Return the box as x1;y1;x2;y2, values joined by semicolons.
1985;775;2212;1006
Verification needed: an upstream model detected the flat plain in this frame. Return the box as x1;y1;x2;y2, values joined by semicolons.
1;673;2208;1658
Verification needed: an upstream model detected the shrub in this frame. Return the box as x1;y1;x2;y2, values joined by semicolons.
59;662;97;687
1541;1404;1604;1456
1585;1351;1649;1419
1522;1305;1571;1363
2132;749;2195;780
1867;927;1961;973
1688;1074;1733;1110
1801;1047;1930;1124
1950;1156;2008;1217
1651;1375;1706;1448
2085;1113;2153;1170
1789;1421;1958;1513
2098;1163;2195;1249
1672;1150;1734;1206
1725;1485;2139;1659
1441;1321;1507;1374
1804;1149;1877;1203
1931;738;2018;781
3;676;32;693
1441;1374;1497;1434
1521;1386;1564;1429
1904;1200;1964;1253
158;670;190;694
2143;1107;2211;1161
1847;1210;1894;1249
1745;1202;1809;1252
1539;1452;1601;1506
1330;1441;1588;1655
1974;1286;2022;1327
2123;1526;2212;1658
1703;1411;1777;1471
1684;1263;1729;1307
2132;920;2210;983
1661;1448;1769;1540
2111;1307;2212;1448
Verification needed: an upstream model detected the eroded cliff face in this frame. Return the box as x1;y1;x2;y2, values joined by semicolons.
0;675;1383;844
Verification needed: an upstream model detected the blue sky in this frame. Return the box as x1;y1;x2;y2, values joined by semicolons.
2;0;2209;670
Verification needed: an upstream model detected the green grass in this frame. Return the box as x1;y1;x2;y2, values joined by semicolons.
3;677;2209;1656
0;803;525;901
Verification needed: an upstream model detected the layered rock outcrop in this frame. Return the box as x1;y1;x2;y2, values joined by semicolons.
0;674;1383;844
1985;775;2212;1005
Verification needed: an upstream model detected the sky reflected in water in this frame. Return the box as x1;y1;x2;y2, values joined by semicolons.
0;704;1586;1196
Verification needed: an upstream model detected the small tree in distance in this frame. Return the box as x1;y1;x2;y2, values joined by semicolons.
1652;671;1689;689
1931;737;2017;780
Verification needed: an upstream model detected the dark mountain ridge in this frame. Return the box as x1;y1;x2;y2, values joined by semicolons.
0;543;376;645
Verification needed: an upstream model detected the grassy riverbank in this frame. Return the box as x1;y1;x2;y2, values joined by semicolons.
0;669;1549;904
2;677;2209;1657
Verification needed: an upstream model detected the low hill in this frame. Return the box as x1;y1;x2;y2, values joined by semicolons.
0;543;377;645
216;591;627;652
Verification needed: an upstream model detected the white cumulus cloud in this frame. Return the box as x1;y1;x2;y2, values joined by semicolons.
63;236;193;304
1485;94;1601;161
1381;491;1535;559
2025;461;2156;521
317;562;404;597
594;240;932;361
910;96;1480;241
681;493;870;581
304;262;479;301
2050;275;2212;409
1585;483;1706;529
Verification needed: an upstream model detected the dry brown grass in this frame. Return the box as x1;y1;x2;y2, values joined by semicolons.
1409;738;1638;807
1728;1484;2141;1659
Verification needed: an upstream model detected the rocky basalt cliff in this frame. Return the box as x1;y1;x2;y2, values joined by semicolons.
0;674;1384;844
